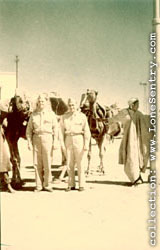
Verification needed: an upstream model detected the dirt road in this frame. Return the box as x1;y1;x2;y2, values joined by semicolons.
1;139;159;250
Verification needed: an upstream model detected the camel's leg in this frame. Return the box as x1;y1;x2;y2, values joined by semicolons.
86;139;92;175
59;165;68;180
59;148;67;180
98;136;106;175
7;139;23;188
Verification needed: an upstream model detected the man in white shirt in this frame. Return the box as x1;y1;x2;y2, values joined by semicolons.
26;94;58;192
60;98;91;191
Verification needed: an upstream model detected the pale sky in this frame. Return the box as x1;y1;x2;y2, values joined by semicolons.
0;0;153;112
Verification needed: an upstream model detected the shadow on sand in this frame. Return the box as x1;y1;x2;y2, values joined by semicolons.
17;165;67;192
86;180;148;187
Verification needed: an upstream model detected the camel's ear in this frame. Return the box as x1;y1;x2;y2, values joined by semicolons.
95;91;98;96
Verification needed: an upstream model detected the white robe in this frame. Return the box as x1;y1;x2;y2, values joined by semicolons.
110;109;151;182
0;126;11;172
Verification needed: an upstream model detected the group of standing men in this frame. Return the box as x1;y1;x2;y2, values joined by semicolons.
26;94;91;192
0;93;151;193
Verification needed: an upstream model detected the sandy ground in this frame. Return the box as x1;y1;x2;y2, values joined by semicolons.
1;138;160;250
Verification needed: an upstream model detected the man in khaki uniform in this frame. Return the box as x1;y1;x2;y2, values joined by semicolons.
26;94;58;192
60;98;91;191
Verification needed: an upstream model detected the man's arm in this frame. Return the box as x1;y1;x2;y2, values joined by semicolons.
26;115;33;150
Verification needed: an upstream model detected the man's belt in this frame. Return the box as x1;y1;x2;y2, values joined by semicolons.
65;132;84;136
33;131;52;136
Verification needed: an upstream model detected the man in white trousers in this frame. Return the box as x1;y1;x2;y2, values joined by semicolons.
26;94;58;192
60;98;91;191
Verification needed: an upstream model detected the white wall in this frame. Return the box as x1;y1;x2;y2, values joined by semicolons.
0;72;16;100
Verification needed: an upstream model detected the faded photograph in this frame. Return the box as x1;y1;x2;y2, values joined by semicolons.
0;0;159;250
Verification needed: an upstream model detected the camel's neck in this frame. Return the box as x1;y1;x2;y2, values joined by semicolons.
89;102;98;118
90;101;96;108
90;101;96;110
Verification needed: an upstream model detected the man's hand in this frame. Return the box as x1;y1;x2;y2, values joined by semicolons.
83;145;89;151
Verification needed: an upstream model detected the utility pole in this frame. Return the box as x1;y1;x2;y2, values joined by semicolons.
139;82;147;113
15;55;19;94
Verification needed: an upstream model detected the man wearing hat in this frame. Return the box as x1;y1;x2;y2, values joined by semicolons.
60;98;91;191
109;97;150;185
26;93;58;192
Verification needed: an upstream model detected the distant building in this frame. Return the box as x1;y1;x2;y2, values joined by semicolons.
0;72;16;100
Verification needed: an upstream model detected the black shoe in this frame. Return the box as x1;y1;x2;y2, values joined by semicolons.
79;187;85;192
132;175;144;186
65;187;76;192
